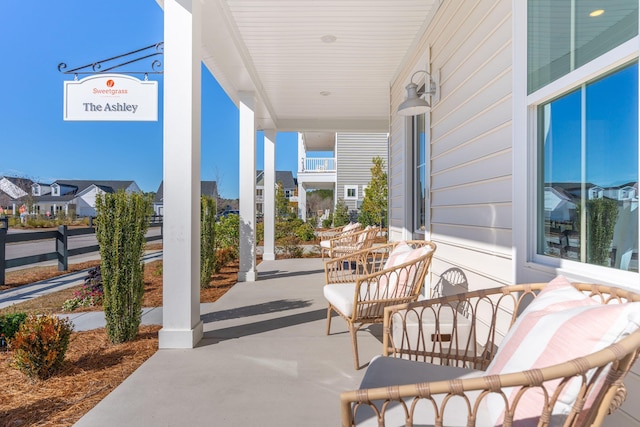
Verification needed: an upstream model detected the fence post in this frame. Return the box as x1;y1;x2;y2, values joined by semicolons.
57;225;68;271
0;218;7;286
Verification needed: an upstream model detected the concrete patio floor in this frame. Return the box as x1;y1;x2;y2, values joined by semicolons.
74;258;381;426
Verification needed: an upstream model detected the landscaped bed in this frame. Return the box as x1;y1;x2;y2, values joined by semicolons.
0;257;241;426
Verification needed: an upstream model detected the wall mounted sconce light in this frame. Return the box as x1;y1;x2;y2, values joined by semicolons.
397;70;437;116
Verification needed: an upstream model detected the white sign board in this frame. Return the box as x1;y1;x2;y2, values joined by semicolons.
63;74;158;121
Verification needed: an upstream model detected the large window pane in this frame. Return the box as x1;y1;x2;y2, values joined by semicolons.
539;63;639;271
528;0;638;93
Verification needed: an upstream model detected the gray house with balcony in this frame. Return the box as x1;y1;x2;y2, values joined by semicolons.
296;132;388;221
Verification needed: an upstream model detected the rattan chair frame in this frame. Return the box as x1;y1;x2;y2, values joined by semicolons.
340;282;640;427
324;240;437;369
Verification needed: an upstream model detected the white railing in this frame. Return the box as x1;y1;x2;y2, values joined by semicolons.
301;157;336;172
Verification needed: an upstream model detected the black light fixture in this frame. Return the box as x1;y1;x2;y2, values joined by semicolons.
397;70;438;116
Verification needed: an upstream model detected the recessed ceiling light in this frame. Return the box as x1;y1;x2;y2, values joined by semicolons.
320;35;337;43
320;91;331;96
589;9;605;17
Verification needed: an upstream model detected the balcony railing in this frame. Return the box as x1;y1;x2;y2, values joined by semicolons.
300;157;336;172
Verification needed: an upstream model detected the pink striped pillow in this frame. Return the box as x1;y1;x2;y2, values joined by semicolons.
378;242;433;296
484;276;640;426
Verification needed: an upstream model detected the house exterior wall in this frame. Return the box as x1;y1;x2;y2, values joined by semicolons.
390;2;639;424
390;0;514;293
335;132;389;214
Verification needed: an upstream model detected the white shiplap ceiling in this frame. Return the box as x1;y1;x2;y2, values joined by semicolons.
196;0;440;143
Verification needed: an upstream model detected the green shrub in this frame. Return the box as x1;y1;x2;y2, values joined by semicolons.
333;199;350;227
275;218;304;241
0;312;28;341
322;214;333;228
295;222;315;241
201;196;217;288
256;221;264;244
277;236;304;258
95;191;152;343
12;315;73;380
216;213;240;259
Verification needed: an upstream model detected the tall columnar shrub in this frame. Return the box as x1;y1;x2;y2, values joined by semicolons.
95;191;152;343
13;315;73;380
201;196;217;288
586;198;619;266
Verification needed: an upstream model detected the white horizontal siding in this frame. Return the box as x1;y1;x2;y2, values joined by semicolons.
389;0;514;289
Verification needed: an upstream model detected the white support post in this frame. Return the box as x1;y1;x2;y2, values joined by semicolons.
159;0;203;349
262;130;276;261
238;92;258;281
298;182;306;221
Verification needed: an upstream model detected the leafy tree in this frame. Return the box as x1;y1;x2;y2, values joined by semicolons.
359;156;388;227
95;191;152;343
333;199;350;227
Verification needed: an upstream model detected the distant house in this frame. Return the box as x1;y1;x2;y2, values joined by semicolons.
0;176;33;214
255;170;297;215
296;132;388;220
32;180;141;217
153;181;218;216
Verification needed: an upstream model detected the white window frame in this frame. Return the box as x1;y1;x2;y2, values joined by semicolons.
515;4;640;288
344;185;358;200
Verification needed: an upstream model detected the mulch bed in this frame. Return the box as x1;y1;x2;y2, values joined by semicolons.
0;255;241;427
0;325;160;427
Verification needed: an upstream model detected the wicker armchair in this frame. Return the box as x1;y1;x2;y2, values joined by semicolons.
319;223;363;259
324;240;437;369
340;281;640;426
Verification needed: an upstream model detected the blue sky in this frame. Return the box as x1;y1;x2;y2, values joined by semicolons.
0;0;299;198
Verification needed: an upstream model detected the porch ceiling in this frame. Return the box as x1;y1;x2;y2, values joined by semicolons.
159;0;440;148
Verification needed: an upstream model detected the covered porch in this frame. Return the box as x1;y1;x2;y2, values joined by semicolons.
74;258;382;426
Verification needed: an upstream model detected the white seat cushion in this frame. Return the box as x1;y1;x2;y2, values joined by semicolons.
355;356;489;426
324;283;356;316
319;240;331;249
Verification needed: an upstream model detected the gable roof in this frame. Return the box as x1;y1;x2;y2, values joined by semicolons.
154;181;218;204
0;176;32;201
36;180;136;202
256;170;296;189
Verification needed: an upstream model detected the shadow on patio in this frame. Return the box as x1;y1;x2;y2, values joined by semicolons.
74;258;381;427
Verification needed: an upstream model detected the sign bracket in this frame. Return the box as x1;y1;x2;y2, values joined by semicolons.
58;42;164;80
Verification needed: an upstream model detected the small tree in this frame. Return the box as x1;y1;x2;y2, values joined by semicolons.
359;156;388;227
275;181;290;219
333;199;350;227
95;191;152;343
201;195;217;288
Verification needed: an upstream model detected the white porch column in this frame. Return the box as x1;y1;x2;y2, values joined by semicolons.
238;92;258;281
262;130;276;261
159;0;203;349
298;183;306;221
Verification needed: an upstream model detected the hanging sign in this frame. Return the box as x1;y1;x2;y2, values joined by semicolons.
63;74;158;121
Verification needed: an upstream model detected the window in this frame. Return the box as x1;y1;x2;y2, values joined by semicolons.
528;0;638;93
537;63;638;271
413;113;427;232
256;189;263;196
344;185;357;199
530;0;639;273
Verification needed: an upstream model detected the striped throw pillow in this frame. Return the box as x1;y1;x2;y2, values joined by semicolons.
484;276;640;426
378;242;433;296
